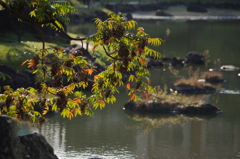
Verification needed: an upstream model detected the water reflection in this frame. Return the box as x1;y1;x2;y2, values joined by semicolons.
16;20;240;159
124;109;218;134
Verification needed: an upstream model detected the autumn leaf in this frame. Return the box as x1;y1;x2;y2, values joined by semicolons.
42;110;48;115
138;57;143;64
94;75;103;81
75;99;81;103
87;68;96;75
101;100;105;105
71;107;80;116
92;45;98;50
68;112;73;120
126;83;131;90
21;60;29;66
130;94;135;100
56;70;63;75
28;59;35;68
91;84;97;92
144;92;149;100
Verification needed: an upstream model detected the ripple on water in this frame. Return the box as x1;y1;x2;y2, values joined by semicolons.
219;88;240;94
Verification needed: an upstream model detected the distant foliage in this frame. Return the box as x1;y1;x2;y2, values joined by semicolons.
0;0;75;31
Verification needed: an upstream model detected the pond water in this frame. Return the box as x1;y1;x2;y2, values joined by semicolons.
18;19;240;159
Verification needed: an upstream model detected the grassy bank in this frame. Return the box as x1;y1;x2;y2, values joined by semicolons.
0;32;73;71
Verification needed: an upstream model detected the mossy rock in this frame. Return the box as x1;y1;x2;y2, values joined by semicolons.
124;101;220;115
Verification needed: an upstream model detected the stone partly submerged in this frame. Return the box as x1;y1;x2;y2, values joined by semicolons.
124;100;221;115
0;115;58;159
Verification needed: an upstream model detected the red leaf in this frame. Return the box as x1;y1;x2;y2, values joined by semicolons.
56;70;62;75
75;99;81;103
101;100;105;105
130;94;135;100
145;93;149;100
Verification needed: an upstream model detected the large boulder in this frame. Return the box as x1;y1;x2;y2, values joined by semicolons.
124;101;220;115
170;57;184;67
185;52;206;65
147;58;163;68
0;115;58;159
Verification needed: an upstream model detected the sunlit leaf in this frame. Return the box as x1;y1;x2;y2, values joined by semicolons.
130;94;135;100
128;75;135;82
126;83;131;90
68;112;73;120
94;75;103;81
42;110;48;115
21;60;29;66
32;69;39;74
87;68;96;76
147;38;163;46
75;99;81;103
28;59;35;68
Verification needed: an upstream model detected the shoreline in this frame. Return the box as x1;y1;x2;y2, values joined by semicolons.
132;14;240;20
129;5;240;20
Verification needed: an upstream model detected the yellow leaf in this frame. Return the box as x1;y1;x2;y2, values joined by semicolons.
94;75;103;81
42;110;48;115
45;105;49;110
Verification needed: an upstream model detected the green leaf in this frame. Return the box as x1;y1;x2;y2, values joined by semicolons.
128;75;136;82
52;103;57;112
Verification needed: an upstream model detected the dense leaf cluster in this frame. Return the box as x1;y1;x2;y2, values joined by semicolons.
0;0;74;30
0;1;163;124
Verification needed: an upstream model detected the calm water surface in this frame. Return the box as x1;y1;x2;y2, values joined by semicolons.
18;20;240;159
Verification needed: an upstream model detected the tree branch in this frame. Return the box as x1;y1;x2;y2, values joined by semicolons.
103;46;122;61
0;1;86;41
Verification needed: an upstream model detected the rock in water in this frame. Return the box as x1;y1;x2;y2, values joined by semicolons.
0;115;58;159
